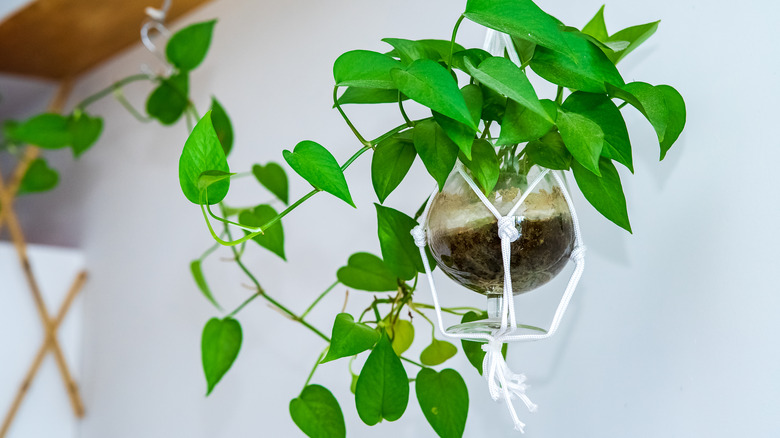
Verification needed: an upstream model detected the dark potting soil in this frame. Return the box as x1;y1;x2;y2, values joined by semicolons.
430;215;574;295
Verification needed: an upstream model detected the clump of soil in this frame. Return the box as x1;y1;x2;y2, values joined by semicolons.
429;201;574;295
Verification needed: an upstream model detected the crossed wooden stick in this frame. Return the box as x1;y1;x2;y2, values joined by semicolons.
0;81;87;437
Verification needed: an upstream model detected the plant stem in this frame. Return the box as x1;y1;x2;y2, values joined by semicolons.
447;15;466;74
398;91;413;127
401;356;426;368
74;74;153;110
112;87;151;122
333;86;370;147
555;85;564;105
303;348;329;388
617;101;628;110
301;280;339;319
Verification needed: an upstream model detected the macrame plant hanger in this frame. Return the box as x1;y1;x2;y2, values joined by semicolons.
409;30;587;433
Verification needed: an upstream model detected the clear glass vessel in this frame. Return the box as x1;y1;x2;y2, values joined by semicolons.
425;164;575;336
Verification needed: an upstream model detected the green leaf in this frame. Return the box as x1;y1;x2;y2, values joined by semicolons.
391;59;477;130
497;98;556;145
432;84;482;159
284;140;354;207
416;368;469;438
18;158;59;194
337;253;398;292
322;313;380;363
450;48;491;73
464;57;550;122
510;36;537;65
371;134;416;203
464;0;575;58
166;19;216;71
197;170;234;191
382;38;441;64
420;339;457;366
571;157;631;232
480;84;507;123
606;20;659;64
179;111;230;205
337;87;407;105
355;333;409;425
417;39;468;63
252;162;289;205
389;319;414;355
413;120;459;190
239;204;285;260
462;139;499;195
525;131;572;170
147;73;189;125
290;385;346;438
581;5;608;41
333;50;403;89
209;97;233;156
557;108;604;176
530;32;624;93
6;113;70;149
621;82;686;160
202;317;242;395
68;112;103;157
190;260;220;309
375;204;425;280
460;311;506;375
563;91;633;172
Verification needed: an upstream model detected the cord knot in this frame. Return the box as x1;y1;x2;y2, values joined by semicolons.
570;245;586;262
497;216;521;242
410;225;427;248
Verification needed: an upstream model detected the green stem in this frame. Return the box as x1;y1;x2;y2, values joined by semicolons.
555;85;564;105
301;280;340;319
398;91;413;127
617;101;628;110
75;74;152;110
199;241;221;262
303;348;329;388
400;356;426;368
447;15;466;74
112;88;151;122
333;86;370;147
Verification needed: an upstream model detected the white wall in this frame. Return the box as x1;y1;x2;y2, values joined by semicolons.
7;0;780;436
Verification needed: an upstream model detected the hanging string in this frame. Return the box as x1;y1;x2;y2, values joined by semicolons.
410;167;586;432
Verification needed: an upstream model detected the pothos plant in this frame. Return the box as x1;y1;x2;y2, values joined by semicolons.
181;1;685;437
0;20;231;197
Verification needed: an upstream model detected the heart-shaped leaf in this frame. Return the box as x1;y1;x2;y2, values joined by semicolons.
333;50;403;89
190;259;221;310
413;120;459;190
147;73;189;125
355;333;409;425
432;85;481;159
284;140;354;207
322;313;380;363
238;204;285;260
166;19;216;71
290;384;346;438
252;162;289;205
420;339;457;366
606;20;659;64
178;111;230;205
563;91;632;172
18;158;59;194
581;5;608;42
6;113;70;149
68;112;103;157
202;317;242;395
375;204;425;280
621;82;686;160
497;98;556;145
336;87;408;105
337;253;397;292
389;319;414;356
462;139;499;195
464;56;550;122
571;157;631;232
391;59;477;130
416;368;469;438
557;108;604;176
209;97;233;156
526;131;572;170
371;134;416;203
382;38;441;65
450;48;491;73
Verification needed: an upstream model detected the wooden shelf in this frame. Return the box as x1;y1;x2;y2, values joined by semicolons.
0;0;213;80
